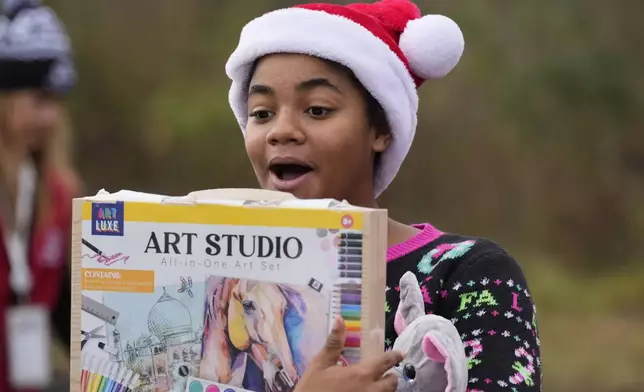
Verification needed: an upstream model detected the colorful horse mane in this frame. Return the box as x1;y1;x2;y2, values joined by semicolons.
200;277;307;391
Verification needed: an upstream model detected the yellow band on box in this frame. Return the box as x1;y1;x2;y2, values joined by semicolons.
81;201;364;230
82;268;155;293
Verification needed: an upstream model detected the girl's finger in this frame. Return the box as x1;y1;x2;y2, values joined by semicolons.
372;372;399;392
364;350;404;378
311;316;347;369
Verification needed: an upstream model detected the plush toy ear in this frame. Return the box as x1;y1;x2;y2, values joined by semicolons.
394;271;425;335
422;333;447;363
228;292;250;351
421;324;469;392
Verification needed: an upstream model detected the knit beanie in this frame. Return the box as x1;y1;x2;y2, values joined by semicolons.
0;0;76;95
226;0;464;197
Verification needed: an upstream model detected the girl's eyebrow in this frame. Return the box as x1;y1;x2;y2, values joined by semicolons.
296;77;342;95
248;78;342;96
248;84;274;96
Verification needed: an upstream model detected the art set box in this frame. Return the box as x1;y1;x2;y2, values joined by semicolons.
70;189;387;392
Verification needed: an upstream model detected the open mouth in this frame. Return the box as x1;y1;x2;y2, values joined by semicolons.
269;163;313;182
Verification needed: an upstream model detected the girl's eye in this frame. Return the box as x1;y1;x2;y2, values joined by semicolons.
249;110;274;121
306;107;333;117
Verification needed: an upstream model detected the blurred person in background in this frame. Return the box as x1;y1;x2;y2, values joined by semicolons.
225;0;541;391
0;0;78;391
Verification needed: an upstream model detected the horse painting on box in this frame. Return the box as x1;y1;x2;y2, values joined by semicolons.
199;276;329;392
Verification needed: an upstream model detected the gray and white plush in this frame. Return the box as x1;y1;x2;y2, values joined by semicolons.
388;271;468;392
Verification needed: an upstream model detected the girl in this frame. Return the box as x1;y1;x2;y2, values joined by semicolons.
225;0;541;391
0;0;79;390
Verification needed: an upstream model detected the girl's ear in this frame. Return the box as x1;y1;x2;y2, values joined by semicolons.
372;131;392;153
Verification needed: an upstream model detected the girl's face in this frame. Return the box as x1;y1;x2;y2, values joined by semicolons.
4;90;61;150
245;54;391;204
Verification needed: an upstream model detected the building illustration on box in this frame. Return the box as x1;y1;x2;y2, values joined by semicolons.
98;283;205;392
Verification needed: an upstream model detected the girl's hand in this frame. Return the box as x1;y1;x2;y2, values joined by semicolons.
294;317;402;392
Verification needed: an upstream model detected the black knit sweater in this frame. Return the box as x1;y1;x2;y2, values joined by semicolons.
385;224;541;391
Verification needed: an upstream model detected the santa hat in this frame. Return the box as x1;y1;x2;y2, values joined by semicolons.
226;0;464;197
0;0;76;95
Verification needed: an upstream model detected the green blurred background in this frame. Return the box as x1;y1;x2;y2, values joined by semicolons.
47;1;644;391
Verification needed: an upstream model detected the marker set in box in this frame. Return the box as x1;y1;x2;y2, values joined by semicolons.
80;354;139;392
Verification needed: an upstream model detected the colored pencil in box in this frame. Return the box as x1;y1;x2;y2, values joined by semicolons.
91;360;109;392
124;374;140;392
338;255;361;263
109;367;126;392
100;360;113;392
338;271;362;279
117;370;133;392
340;293;362;304
96;361;109;392
332;288;361;303
89;358;103;392
80;354;91;392
103;364;115;392
335;229;363;358
338;262;361;271
341;350;361;364
100;362;118;392
344;320;361;332
339;232;362;240
338;236;362;281
338;287;361;295
340;304;361;320
338;238;363;247
344;333;361;348
338;247;362;255
84;358;101;392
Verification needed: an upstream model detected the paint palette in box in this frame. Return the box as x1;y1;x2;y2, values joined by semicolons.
70;188;387;392
185;376;253;392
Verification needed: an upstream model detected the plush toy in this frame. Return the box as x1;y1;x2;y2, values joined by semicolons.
388;271;468;392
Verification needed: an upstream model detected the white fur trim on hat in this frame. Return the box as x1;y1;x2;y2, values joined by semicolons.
399;14;465;80
225;7;419;198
